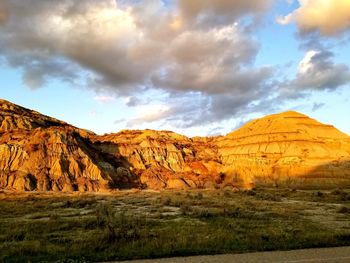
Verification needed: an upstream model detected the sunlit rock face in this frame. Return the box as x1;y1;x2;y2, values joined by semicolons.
0;99;65;131
0;99;137;192
1;99;350;191
215;111;350;189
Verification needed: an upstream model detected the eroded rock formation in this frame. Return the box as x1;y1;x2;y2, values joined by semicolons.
216;111;350;188
1;99;349;191
0;100;137;191
93;130;222;189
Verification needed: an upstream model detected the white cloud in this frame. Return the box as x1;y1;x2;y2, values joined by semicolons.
93;95;116;103
127;104;172;126
296;50;350;90
0;0;277;129
278;0;350;36
280;49;350;95
0;0;269;94
297;50;318;74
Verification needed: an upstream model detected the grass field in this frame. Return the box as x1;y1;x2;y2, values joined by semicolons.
0;188;349;262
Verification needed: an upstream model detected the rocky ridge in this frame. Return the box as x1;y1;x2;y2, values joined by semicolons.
0;100;137;191
0;99;350;191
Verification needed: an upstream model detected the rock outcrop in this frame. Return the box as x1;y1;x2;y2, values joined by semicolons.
1;99;350;191
0;99;66;132
92;130;222;189
216;111;350;188
0;100;137;191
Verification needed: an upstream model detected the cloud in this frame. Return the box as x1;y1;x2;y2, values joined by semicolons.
0;0;147;91
312;102;325;112
276;0;350;105
151;25;271;94
0;0;269;92
293;50;350;90
0;6;8;24
178;0;272;24
278;49;350;101
93;95;116;103
0;0;277;130
19;59;79;89
278;0;350;36
124;82;276;131
5;0;347;134
127;104;173;127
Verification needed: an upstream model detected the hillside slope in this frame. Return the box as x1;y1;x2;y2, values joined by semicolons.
216;111;350;188
0;99;349;191
0;100;137;191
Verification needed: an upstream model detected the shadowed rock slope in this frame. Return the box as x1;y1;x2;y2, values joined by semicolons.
92;130;222;189
1;99;350;191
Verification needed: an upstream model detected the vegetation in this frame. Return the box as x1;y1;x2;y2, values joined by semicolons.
0;188;349;262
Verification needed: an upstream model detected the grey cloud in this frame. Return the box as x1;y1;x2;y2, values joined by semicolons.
0;0;278;130
274;1;350;107
21;58;78;89
152;66;272;95
312;102;325;112
125;96;143;107
294;50;350;91
0;0;270;92
178;0;272;25
0;0;155;92
151;25;269;94
276;49;350;103
130;73;277;130
0;7;8;24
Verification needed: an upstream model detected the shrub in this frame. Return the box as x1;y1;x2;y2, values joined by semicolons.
314;191;324;198
94;204;142;244
337;206;350;214
180;204;191;215
245;190;256;196
162;197;171;206
331;189;344;195
196;192;203;200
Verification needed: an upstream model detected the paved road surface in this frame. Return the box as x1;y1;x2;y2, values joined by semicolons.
118;246;350;263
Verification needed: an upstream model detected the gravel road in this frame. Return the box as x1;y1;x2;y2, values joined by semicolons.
118;246;350;263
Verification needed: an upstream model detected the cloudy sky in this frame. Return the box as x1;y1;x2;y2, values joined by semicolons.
1;0;350;136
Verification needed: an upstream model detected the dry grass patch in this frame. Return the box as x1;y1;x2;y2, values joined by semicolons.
0;188;349;262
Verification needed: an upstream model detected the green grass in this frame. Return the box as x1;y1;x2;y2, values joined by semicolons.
0;188;349;262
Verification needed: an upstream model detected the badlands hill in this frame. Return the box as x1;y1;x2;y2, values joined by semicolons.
0;99;350;191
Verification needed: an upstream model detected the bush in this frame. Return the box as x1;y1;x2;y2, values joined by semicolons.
95;204;142;244
245;190;256;196
331;189;344;195
314;191;324;198
196;192;203;200
162;197;171;206
341;193;350;201
180;204;191;215
337;206;350;214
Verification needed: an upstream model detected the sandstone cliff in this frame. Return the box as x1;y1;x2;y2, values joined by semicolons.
1;99;350;191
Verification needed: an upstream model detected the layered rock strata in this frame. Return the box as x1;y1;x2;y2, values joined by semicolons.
216;111;350;188
0;100;137;191
1;99;350;191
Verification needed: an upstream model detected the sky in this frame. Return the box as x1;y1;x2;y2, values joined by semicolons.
0;0;350;136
